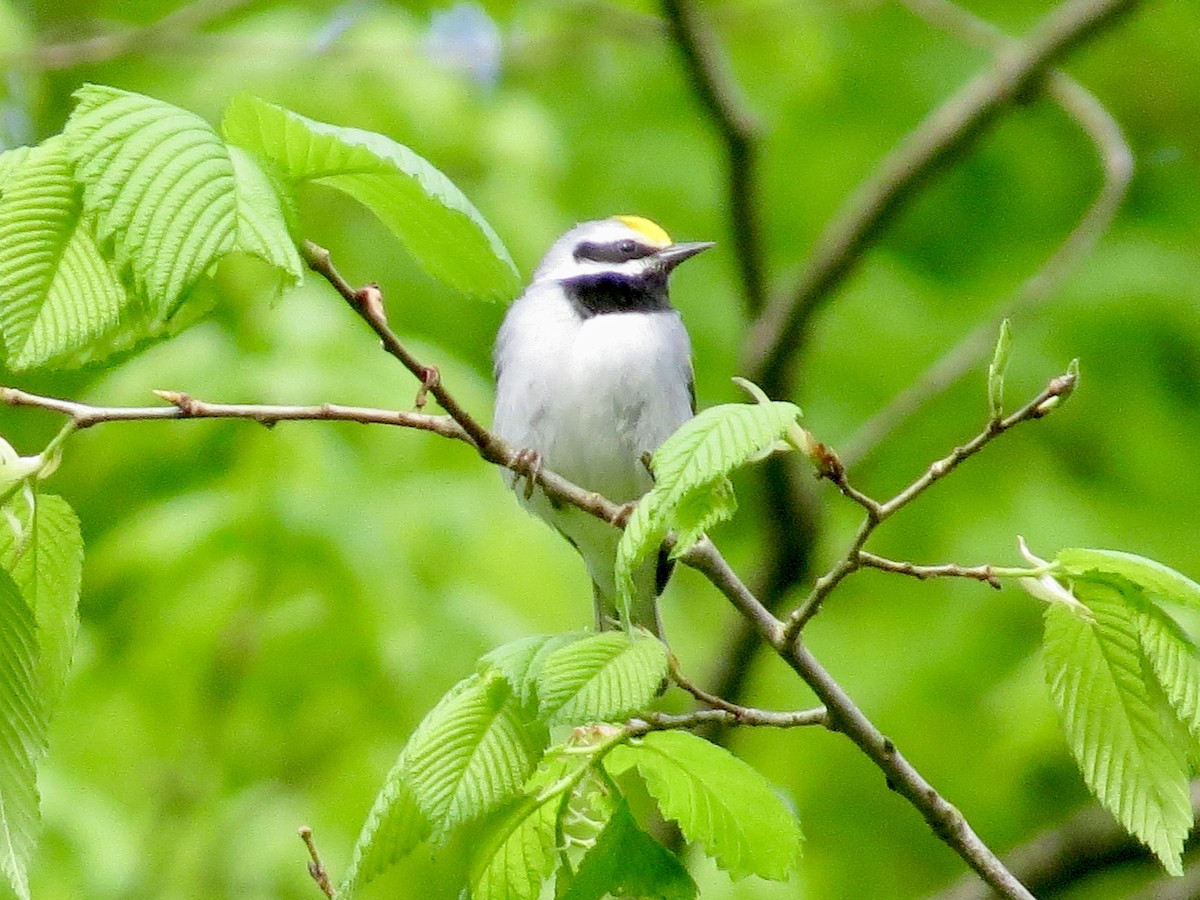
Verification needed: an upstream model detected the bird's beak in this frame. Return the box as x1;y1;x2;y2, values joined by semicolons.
655;240;715;271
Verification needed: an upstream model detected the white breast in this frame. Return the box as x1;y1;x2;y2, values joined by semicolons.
493;283;693;503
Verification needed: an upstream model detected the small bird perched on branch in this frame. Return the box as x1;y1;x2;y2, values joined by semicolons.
493;216;713;636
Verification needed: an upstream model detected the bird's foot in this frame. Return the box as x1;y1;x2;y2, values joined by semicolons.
512;448;543;500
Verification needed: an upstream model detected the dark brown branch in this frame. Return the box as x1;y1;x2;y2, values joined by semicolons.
659;0;766;314
841;0;1133;468
744;0;1143;399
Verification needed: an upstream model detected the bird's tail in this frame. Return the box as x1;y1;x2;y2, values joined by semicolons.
592;547;673;637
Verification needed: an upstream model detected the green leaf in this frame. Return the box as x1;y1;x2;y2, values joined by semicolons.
405;672;544;839
1043;583;1192;874
336;748;430;899
0;567;43;900
468;794;559;900
536;632;667;726
221;95;519;300
226;145;303;282
66;84;238;316
605;730;802;881
1132;597;1200;748
1058;548;1200;611
987;318;1012;419
0;494;82;715
0;135;129;369
616;398;801;608
0;146;31;189
560;800;696;900
480;631;588;710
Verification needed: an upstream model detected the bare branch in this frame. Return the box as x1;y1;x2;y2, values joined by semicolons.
743;0;1144;399
298;826;335;899
628;705;827;736
0;387;470;441
858;551;1004;588
787;363;1078;636
680;539;1035;900
659;0;766;314
6;0;255;70
931;781;1200;900
841;0;1133;468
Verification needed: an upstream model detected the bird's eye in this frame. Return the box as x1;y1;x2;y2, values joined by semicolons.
618;239;637;256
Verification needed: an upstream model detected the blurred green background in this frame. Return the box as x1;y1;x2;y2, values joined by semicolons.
1;0;1198;897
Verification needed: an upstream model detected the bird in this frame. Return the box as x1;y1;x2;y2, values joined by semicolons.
493;215;713;636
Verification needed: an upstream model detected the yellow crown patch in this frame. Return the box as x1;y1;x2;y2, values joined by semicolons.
614;215;672;247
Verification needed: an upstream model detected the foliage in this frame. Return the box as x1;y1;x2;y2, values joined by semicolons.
0;2;1196;898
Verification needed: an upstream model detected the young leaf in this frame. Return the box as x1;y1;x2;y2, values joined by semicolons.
468;793;559;900
0;135;128;369
1043;583;1192;874
605;730;802;881
66;84;238;316
336;748;430;899
560;799;696;900
536;632;668;726
405;671;545;839
0;494;82;715
1057;548;1200;611
987;318;1012;420
221;95;519;300
615;397;801;608
0;568;43;900
481;631;588;710
1132;596;1200;747
226;145;303;282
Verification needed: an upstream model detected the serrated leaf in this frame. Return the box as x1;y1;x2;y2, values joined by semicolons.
1058;548;1200;611
226;145;302;282
0;146;31;189
1043;583;1192;874
406;672;544;839
605;730;801;881
987;319;1012;419
66;84;238;316
222;95;519;300
468;794;559;900
480;632;588;710
0;135;129;369
561;799;696;900
1132;597;1200;748
336;747;430;899
536;632;667;726
0;567;43;900
616;398;800;607
0;494;81;715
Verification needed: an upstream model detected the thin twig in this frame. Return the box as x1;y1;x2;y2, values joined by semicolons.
627;705;827;736
786;364;1078;637
298;826;335;899
659;0;766;314
744;0;1143;399
858;551;1005;588
0;387;470;440
840;0;1133;468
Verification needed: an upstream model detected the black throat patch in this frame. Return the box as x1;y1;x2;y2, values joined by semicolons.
561;271;670;318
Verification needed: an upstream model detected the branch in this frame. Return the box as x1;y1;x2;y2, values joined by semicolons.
786;363;1078;637
7;0;254;70
298;826;335;899
840;0;1133;468
659;0;766;314
857;551;1004;588
931;781;1200;900
0;388;470;441
628;705;827;736
681;540;1035;900
743;0;1143;399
